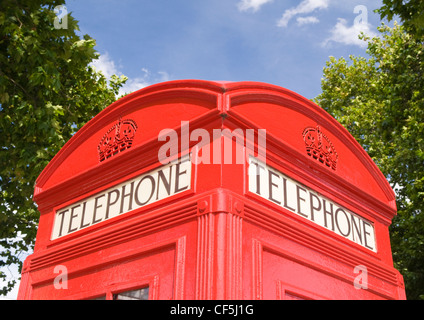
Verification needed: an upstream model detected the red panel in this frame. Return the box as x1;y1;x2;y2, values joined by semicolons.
31;245;175;300
244;220;404;300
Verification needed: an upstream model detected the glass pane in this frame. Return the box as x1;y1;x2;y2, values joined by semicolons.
113;287;149;300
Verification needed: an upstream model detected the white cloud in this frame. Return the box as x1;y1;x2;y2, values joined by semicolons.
323;18;376;48
90;53;171;97
91;52;119;79
119;69;171;97
237;0;273;12
296;16;320;26
277;0;329;27
119;78;150;96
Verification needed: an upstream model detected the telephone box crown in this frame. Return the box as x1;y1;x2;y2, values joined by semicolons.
303;125;338;170
98;118;138;162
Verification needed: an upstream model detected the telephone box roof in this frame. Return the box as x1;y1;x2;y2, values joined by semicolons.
34;80;396;220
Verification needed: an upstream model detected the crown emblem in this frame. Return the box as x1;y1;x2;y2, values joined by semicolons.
302;126;338;170
98;118;138;162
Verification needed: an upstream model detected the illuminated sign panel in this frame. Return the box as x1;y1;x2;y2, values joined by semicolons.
51;155;191;240
248;157;376;251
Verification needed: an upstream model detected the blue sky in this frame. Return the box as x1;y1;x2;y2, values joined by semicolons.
66;0;386;100
1;0;392;300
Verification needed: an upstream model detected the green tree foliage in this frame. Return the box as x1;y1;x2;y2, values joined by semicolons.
377;0;424;38
0;0;126;295
314;24;424;299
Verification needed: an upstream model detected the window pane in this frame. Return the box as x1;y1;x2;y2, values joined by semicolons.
113;287;149;300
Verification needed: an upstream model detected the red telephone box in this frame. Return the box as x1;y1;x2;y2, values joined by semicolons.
18;80;406;300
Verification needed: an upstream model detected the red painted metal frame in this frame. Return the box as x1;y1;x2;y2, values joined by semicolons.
18;80;406;300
